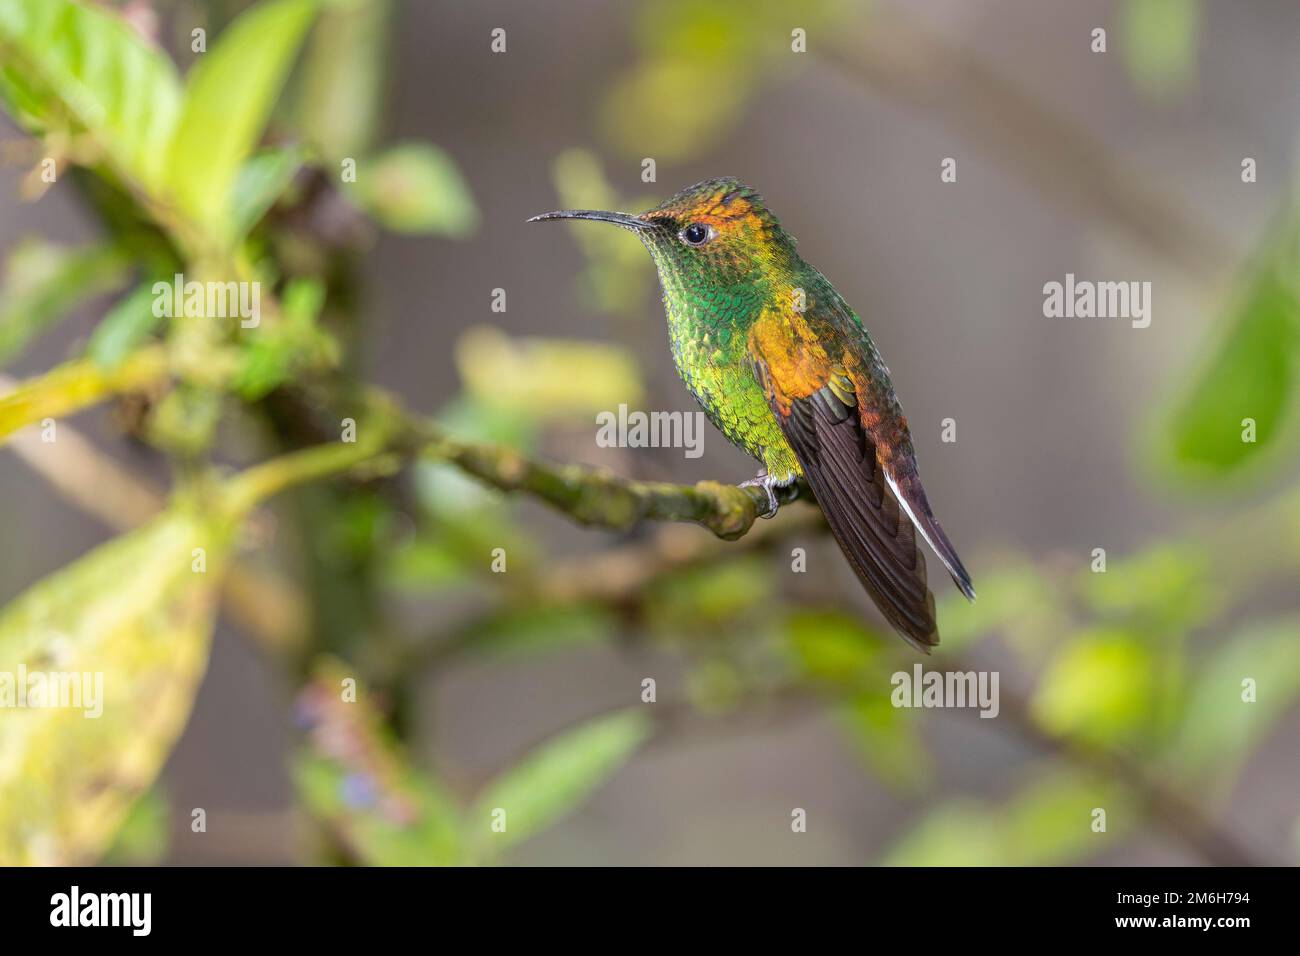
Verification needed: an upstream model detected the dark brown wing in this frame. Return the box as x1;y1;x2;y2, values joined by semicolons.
754;355;939;652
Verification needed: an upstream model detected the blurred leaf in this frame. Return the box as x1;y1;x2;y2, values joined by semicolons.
0;0;183;189
146;383;222;458
467;709;651;860
1079;543;1219;635
345;141;478;236
434;393;541;457
0;504;235;864
411;471;514;545
933;559;1064;656
550;149;657;317
230;146;306;240
649;556;772;630
1122;0;1201;100
86;283;163;370
882;801;1001;866
601;0;850;161
383;534;476;591
783;610;931;788
166;0;320;234
839;691;932;791
1032;630;1156;745
0;240;128;366
1153;202;1300;484
1168;618;1300;779
101;787;170;865
294;0;391;159
294;662;461;865
684;658;746;714
0;346;167;445
998;768;1129;865
604;0;775;161
785;607;882;683
601;59;748;162
449;604;613;660
296;757;462;865
412;459;532;531
455;325;644;422
884;768;1131;865
232;277;335;399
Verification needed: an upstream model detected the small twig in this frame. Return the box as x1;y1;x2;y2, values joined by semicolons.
532;507;823;605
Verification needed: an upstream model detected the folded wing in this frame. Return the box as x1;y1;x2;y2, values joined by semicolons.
754;347;940;651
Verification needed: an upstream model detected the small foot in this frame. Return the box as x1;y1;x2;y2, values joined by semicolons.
738;473;780;519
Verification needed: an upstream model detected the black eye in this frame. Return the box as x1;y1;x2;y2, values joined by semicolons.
680;222;714;247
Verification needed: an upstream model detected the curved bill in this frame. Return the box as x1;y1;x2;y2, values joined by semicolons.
527;209;651;230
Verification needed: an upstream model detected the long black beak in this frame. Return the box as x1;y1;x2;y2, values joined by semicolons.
527;209;652;230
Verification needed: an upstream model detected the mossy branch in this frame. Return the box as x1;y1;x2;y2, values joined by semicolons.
229;392;803;540
426;428;801;540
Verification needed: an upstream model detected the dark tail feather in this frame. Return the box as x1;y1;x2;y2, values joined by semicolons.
887;472;976;602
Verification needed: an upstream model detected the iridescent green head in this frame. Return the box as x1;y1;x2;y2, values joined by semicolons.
530;177;799;320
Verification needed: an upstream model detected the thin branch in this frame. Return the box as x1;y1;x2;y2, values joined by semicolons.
425;426;800;541
219;391;805;541
532;507;823;605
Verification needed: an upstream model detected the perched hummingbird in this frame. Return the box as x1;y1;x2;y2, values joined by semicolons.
531;178;974;651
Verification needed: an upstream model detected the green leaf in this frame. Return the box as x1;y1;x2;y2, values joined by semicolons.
648;556;772;630
0;347;167;446
1152;202;1300;484
453;604;613;660
998;769;1128;865
467;709;651;860
0;240;128;366
455;325;645;422
230;147;305;240
166;0;320;234
883;768;1131;865
101;787;170;865
838;692;932;790
1032;630;1156;745
783;610;933;789
881;801;1002;866
1168;618;1300;779
549;149;658;317
933;559;1064;656
345;141;478;236
1079;543;1220;635
785;607;883;683
293;0;391;159
1122;0;1201;100
296;757;462;865
0;506;235;864
86;283;163;370
231;277;334;400
0;0;183;189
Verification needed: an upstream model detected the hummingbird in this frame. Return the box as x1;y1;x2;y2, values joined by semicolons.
530;178;974;652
